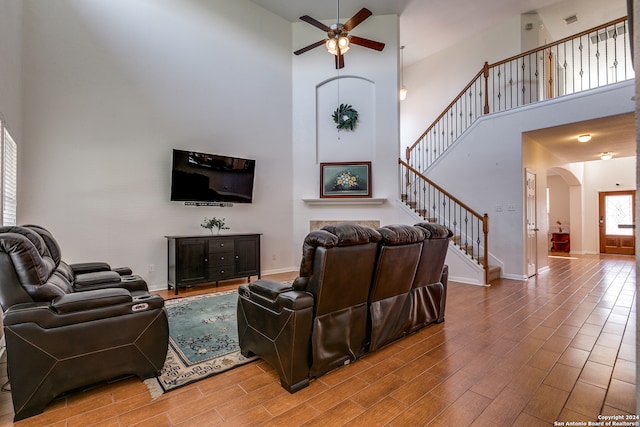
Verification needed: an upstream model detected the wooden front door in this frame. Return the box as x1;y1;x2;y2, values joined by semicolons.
599;190;635;255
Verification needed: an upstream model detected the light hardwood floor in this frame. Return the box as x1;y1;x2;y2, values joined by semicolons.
0;254;635;426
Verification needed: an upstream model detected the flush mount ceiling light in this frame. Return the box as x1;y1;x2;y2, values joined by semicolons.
600;152;613;160
577;134;592;143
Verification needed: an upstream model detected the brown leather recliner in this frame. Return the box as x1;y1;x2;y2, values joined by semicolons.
368;224;425;352
410;222;453;330
0;231;169;421
237;223;381;392
14;225;148;294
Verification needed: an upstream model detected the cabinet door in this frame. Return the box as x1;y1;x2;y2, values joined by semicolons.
235;235;260;277
176;239;208;285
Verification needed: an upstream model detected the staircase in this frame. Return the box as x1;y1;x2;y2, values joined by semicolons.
399;160;495;284
399;17;631;285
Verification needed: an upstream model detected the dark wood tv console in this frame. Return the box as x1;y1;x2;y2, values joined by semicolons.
165;233;261;294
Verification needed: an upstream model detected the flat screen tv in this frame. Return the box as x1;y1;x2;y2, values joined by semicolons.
170;149;256;203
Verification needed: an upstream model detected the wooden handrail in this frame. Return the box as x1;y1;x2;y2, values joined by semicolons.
399;158;491;283
489;16;628;69
406;67;485;157
402;16;629;285
399;159;485;220
406;16;630;163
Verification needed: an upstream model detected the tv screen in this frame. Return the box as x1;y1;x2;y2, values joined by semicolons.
170;149;256;203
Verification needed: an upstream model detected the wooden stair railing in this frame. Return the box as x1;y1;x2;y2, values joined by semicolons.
400;17;631;284
399;159;490;284
405;17;631;172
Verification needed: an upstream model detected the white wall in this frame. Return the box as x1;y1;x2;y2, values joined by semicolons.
400;0;628;158
0;0;22;142
291;15;408;247
19;0;296;289
548;175;571;234
400;15;523;155
8;1;636;290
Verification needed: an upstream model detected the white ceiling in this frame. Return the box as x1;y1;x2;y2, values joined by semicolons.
249;0;627;66
525;113;635;163
250;0;634;165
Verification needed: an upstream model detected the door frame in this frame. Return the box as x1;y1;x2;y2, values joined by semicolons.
598;190;636;255
525;168;538;277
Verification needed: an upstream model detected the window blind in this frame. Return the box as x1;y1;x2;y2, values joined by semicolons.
1;121;17;226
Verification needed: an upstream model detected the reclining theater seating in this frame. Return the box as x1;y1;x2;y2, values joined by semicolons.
237;223;382;392
410;222;453;329
368;224;425;352
0;226;169;421
237;221;452;393
16;224;148;294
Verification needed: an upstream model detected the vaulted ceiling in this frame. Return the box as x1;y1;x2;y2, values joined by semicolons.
250;0;627;66
250;0;634;164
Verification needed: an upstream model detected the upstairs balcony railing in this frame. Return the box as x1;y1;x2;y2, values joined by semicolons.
400;17;632;284
405;16;633;172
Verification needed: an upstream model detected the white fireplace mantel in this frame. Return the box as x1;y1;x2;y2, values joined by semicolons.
302;198;387;206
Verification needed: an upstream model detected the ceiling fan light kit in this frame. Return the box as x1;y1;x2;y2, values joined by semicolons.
325;36;350;56
293;2;385;69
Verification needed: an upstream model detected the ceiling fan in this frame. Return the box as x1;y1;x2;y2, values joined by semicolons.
293;2;385;69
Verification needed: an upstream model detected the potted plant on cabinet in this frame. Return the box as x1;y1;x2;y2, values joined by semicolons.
201;217;230;235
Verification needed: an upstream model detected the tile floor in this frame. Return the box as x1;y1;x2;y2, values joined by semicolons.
0;254;636;426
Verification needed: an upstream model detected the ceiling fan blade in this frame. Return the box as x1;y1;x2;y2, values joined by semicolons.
299;15;331;32
349;35;385;51
335;53;345;69
293;39;326;55
342;8;372;32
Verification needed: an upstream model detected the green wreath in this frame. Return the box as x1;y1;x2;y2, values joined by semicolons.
332;104;359;131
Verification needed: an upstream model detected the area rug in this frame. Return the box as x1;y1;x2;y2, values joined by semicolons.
144;289;257;398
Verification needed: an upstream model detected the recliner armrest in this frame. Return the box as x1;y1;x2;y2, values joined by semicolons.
73;271;121;289
69;262;112;275
52;288;131;314
73;274;148;293
248;279;293;298
112;267;133;276
3;290;165;329
239;280;313;312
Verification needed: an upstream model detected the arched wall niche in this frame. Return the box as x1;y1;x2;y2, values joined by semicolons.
316;75;376;163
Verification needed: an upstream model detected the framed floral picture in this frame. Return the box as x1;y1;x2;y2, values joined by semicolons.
320;162;372;198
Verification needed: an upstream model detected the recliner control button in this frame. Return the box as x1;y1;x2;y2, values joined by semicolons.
132;303;149;312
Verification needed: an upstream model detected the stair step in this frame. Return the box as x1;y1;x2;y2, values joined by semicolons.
452;236;475;256
488;265;501;282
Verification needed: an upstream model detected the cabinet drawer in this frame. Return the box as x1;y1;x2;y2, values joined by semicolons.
209;266;235;281
166;233;260;295
209;239;235;253
209;251;235;266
